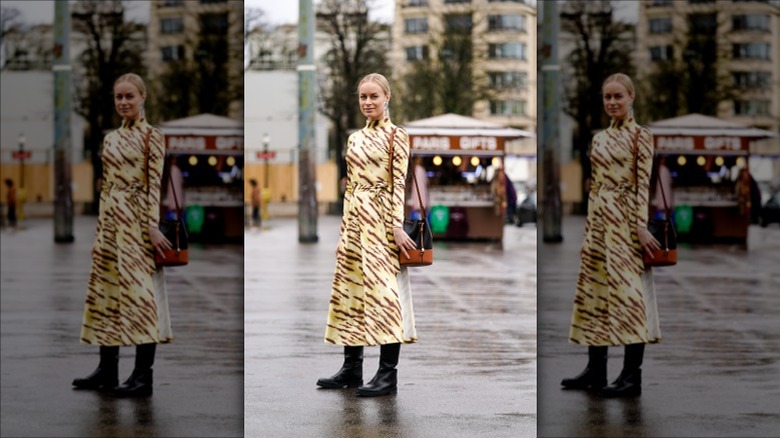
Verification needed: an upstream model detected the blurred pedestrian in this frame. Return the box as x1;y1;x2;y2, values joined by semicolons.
505;171;517;224
73;73;173;397
249;178;261;230
317;73;417;397
164;155;185;220
4;179;17;231
407;156;428;220
561;73;661;398
650;155;673;220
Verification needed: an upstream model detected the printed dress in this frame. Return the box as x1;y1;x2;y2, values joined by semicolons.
569;117;661;346
80;117;173;346
325;117;417;346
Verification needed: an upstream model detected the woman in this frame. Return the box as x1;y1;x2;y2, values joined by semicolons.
317;73;418;397
73;73;173;397
561;73;661;397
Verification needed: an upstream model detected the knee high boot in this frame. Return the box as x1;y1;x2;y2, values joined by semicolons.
316;346;364;389
356;343;400;397
561;346;608;390
112;343;156;397
72;346;119;390
599;343;644;397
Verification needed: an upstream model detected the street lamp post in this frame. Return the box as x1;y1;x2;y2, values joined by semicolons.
263;133;270;190
262;133;270;223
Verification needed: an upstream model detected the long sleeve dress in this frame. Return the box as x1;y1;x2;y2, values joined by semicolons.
324;117;417;346
569;117;661;346
80;117;173;346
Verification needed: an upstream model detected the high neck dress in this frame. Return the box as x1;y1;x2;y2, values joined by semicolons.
324;117;417;346
80;117;173;346
569;116;661;346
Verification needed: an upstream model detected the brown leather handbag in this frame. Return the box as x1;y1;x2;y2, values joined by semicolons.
144;129;189;267
388;128;433;267
632;129;677;267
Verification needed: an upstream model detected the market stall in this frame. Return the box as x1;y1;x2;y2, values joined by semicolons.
159;113;243;242
405;113;535;241
647;114;775;244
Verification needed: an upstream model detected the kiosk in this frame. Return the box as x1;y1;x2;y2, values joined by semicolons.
159;114;244;242
647;114;775;244
405;114;535;241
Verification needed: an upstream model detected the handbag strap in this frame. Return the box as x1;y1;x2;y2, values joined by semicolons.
143;127;181;214
632;127;670;218
387;127;427;220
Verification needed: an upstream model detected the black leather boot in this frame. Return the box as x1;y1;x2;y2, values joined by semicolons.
356;343;400;397
111;343;156;397
72;346;119;390
561;346;608;390
599;343;644;397
317;346;364;388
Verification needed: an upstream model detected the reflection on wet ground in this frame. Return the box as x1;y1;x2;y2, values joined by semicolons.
538;216;780;437
245;216;537;438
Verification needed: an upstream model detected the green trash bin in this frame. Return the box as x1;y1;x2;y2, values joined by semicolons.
429;205;450;234
185;205;205;234
674;204;693;234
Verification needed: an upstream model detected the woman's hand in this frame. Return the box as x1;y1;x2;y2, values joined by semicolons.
148;226;172;258
637;226;661;260
393;227;416;261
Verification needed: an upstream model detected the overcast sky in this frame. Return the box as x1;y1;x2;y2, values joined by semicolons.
245;0;395;25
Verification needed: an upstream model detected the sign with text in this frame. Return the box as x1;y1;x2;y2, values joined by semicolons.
655;135;749;152
165;135;244;152
410;135;505;152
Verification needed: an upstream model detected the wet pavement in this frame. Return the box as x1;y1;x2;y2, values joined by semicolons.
538;215;780;437
1;216;243;437
244;216;537;438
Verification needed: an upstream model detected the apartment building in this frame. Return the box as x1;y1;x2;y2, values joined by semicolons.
147;0;244;119
636;0;780;148
392;0;537;131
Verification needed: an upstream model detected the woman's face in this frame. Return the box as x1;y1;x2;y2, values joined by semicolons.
602;81;633;120
358;81;389;121
114;81;145;120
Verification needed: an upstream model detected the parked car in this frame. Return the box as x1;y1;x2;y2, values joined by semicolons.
760;191;780;227
515;189;537;226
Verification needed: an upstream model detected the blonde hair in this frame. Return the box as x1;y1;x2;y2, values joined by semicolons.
114;73;147;98
602;73;635;98
358;73;391;98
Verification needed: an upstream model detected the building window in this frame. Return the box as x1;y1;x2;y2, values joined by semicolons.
490;100;526;116
648;18;672;34
488;15;527;32
488;0;536;4
161;45;185;62
199;0;227;4
488;43;526;60
162;0;184;6
732;71;771;89
733;43;771;60
732;14;770;31
649;45;673;61
445;13;473;33
201;13;228;34
650;0;673;5
444;0;471;3
688;0;715;3
405;45;429;61
488;71;527;89
404;17;428;34
406;0;428;5
160;17;183;34
734;100;770;116
689;13;717;34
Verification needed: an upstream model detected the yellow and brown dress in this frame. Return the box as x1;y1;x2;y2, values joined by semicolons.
80;117;173;346
570;117;661;346
325;117;417;346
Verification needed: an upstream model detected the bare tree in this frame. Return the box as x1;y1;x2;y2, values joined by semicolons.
316;0;389;186
71;0;146;214
559;0;634;213
399;10;490;121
